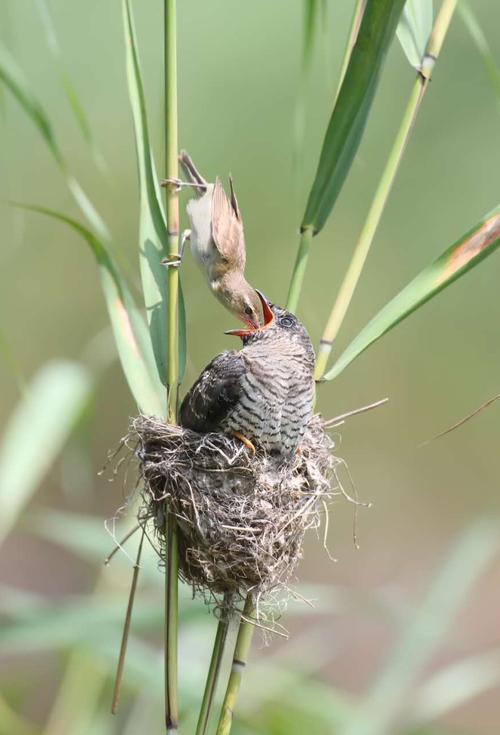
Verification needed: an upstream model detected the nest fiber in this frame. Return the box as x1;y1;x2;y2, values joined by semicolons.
129;414;334;607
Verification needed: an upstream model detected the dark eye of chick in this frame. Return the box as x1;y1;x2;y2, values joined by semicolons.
244;305;254;316
280;315;294;328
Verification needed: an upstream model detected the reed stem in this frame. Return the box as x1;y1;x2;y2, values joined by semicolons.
164;0;180;732
215;595;255;735
315;0;458;380
195;607;231;735
286;227;313;313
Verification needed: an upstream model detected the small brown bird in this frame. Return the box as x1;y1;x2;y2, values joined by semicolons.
161;151;264;330
180;292;315;457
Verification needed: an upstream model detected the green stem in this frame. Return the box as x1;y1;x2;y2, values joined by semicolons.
215;595;255;735
111;530;145;714
286;227;313;313
165;513;179;734
164;0;180;732
195;607;231;735
315;0;458;380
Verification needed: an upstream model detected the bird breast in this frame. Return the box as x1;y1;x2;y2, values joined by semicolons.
223;343;314;456
186;185;220;279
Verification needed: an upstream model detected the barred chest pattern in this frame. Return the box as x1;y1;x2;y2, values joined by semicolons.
180;305;316;457
222;331;315;455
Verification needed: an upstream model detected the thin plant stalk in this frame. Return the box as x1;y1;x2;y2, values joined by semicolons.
287;226;313;312
315;0;458;379
286;0;367;314
215;595;255;735
111;530;145;714
195;603;232;735
164;0;180;732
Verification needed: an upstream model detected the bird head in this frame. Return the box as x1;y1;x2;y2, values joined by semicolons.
224;289;275;339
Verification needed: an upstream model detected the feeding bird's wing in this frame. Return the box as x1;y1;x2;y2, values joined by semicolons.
180;351;245;433
211;177;246;270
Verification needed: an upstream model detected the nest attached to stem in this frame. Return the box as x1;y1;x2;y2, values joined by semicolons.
127;413;335;615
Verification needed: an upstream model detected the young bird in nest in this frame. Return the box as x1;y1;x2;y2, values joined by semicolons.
161;151;264;331
180;292;315;457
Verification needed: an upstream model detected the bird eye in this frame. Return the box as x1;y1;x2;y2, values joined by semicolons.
244;305;254;316
280;316;294;328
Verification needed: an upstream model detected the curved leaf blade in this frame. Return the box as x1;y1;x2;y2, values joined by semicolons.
0;42;110;241
324;207;500;380
35;0;108;174
301;0;406;235
0;360;92;545
19;205;163;414
396;0;433;69
123;0;171;387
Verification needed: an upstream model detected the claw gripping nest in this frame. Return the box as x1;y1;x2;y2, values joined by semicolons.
128;414;335;610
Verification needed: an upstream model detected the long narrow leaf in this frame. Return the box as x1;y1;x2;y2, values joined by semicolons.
0;43;110;241
19;205;163;414
123;0;171;387
324;207;500;380
35;0;107;173
0;361;91;544
301;0;406;234
396;0;433;69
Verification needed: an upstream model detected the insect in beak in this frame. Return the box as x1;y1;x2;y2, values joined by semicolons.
224;290;275;339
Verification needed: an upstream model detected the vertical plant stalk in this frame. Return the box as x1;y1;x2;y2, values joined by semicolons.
195;605;231;735
287;227;313;312
164;0;180;733
315;0;458;379
111;530;145;714
215;595;255;735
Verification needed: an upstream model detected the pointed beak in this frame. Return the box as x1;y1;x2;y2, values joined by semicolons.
224;290;275;339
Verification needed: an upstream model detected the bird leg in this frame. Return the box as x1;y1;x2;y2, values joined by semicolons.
161;229;191;269
160;177;208;193
232;431;256;455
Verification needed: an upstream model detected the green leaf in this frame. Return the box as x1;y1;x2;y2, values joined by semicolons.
34;0;107;174
0;42;110;241
123;0;179;388
396;1;433;69
19;205;164;414
411;649;500;724
0;361;92;544
324;207;500;380
338;521;499;735
301;0;406;235
0;42;62;164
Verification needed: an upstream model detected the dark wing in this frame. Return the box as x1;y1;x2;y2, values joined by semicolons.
179;351;245;433
211;177;246;269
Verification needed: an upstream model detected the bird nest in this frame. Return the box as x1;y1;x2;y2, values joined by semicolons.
126;413;336;616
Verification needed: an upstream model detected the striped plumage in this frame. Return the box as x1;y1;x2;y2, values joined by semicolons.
180;305;315;456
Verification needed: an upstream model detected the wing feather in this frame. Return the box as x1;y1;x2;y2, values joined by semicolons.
179;351;245;433
211;177;246;269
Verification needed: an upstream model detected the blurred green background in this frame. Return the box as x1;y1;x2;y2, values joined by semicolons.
1;1;500;733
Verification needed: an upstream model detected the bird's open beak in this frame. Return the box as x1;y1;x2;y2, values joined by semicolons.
224;289;274;339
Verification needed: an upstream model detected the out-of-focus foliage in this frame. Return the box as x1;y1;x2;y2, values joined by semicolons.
1;0;500;734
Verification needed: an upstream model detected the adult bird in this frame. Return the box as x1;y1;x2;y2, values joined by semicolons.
180;292;315;457
161;151;264;331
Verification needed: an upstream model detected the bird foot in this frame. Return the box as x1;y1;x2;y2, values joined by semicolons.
160;177;208;193
160;254;182;269
160;230;191;268
232;431;256;455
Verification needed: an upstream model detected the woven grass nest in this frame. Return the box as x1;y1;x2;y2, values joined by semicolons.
127;413;336;615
